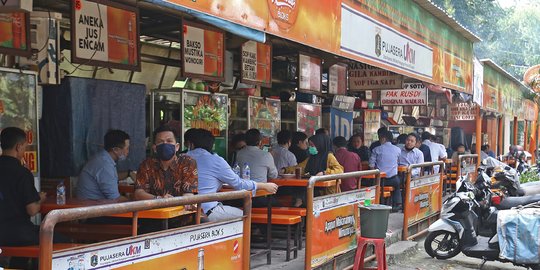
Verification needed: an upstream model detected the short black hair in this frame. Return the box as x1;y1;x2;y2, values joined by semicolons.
191;129;214;152
184;128;198;143
332;136;347;148
231;133;246;146
407;133;419;143
315;128;328;135
377;127;388;136
397;134;408;144
456;143;466;149
0;127;26;151
277;130;292;145
245;129;261;146
104;129;130;151
481;144;489;151
421;131;432;141
385;131;394;142
153;126;177;143
292;132;308;146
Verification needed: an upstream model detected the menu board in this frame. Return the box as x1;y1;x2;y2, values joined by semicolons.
241;41;272;87
72;0;140;71
182;20;225;81
297;102;322;135
0;12;30;57
182;90;228;158
248;97;280;146
328;64;347;95
298;53;322;92
0;68;38;174
363;109;381;147
449;102;478;121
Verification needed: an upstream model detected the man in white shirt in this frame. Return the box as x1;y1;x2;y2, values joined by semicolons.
271;130;297;172
421;132;447;173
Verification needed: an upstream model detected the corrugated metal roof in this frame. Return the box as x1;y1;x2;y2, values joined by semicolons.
412;0;482;43
480;59;533;93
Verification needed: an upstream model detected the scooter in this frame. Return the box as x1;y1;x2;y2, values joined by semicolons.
424;174;540;270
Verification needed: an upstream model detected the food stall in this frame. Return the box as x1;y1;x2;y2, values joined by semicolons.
230;96;281;147
281;102;322;136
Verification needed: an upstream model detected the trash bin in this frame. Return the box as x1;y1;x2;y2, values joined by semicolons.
360;204;391;239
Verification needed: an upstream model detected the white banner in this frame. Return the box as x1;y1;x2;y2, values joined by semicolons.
313;186;376;214
241;40;257;81
473;58;484;107
183;25;205;75
381;83;428;106
74;0;109;62
449;102;478;121
341;3;433;79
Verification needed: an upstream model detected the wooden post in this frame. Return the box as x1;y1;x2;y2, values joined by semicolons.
513;116;518;145
530;121;537;163
524;121;529;150
498;117;504;157
476;108;482;166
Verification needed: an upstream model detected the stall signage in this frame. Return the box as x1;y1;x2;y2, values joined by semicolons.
23;151;37;173
52;219;244;269
472;58;484;107
381;83;427;106
182;21;225;81
72;0;140;71
330;108;353;140
297;103;321;135
0;12;30;56
329;64;347;95
348;63;403;91
341;4;433;80
248;97;280;145
298;53;322;92
449;102;478;121
241;41;272;87
331;95;355;112
405;174;442;226
311;187;376;268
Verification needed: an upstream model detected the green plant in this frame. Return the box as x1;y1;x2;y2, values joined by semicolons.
519;168;540;184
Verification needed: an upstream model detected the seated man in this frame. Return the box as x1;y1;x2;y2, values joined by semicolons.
135;126;198;200
333;136;362;191
187;129;278;222
369;131;402;211
271;130;297;172
398;133;424;177
236;129;278;182
76;129;130;201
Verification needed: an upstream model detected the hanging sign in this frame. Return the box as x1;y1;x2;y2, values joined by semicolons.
241;41;272;87
331;95;355;112
298;53;322;92
297;103;322;135
330;108;353;139
71;0;140;71
348;63;403;91
0;12;30;56
381;83;427;106
449;102;478;121
328;64;347;95
472;58;484;106
182;20;225;81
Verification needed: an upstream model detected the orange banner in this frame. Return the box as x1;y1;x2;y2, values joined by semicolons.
23;151;38;173
182;20;225;81
404;175;442;226
0;12;30;56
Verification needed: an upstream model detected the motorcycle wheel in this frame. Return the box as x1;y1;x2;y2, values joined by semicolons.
530;264;540;270
424;231;461;260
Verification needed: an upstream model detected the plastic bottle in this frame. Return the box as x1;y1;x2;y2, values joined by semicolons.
242;163;250;180
232;163;241;177
364;188;372;206
56;181;66;205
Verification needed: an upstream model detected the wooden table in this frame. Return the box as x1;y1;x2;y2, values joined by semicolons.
41;198;195;230
118;183;135;194
361;172;387;179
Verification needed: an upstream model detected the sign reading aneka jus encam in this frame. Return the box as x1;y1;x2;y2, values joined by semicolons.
381;83;427;106
340;3;433;80
182;20;225;81
72;0;140;71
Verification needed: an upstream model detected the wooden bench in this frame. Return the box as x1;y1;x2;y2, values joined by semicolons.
0;243;81;258
252;207;307;250
56;223;132;242
251;213;301;261
382;186;394;205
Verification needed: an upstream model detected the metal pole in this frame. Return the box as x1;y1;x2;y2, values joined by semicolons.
513;116;518;145
476;108;482;167
524;120;529;150
498;117;504;157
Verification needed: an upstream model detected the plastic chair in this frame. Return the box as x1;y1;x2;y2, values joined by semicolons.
353;236;387;270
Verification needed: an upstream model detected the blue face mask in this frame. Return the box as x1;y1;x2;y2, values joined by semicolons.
156;143;176;161
308;146;318;155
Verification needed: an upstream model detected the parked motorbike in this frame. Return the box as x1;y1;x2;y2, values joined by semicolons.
424;173;540;270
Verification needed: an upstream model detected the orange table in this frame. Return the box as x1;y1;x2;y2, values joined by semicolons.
361;172;387;179
118;183;135;194
398;166;408;173
269;178;337;187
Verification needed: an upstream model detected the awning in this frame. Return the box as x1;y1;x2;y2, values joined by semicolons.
145;0;266;43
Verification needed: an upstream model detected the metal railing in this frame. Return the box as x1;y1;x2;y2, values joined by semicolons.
39;190;253;270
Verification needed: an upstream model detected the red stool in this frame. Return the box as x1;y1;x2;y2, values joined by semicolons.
353;236;387;270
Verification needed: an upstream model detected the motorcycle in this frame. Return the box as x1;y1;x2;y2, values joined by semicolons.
483;157;540;197
424;173;540;270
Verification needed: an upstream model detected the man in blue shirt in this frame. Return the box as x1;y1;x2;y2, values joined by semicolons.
398;133;424;177
271;130;297;172
187;129;278;222
76;130;130;201
369;131;402;210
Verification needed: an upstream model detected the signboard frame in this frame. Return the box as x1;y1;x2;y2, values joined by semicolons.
297;52;322;93
70;0;141;71
240;40;272;88
181;19;225;82
348;62;404;91
296;102;322;136
247;96;281;146
449;102;478;121
0;12;31;57
328;63;347;95
381;83;428;106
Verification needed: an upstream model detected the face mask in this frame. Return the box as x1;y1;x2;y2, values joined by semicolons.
156;143;176;161
118;154;127;162
308;146;318;155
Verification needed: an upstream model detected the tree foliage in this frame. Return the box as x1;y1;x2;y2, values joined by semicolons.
431;0;540;80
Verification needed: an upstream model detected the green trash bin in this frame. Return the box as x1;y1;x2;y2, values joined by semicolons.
360;204;391;239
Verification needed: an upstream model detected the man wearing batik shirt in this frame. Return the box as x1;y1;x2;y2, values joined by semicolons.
135;126;198;200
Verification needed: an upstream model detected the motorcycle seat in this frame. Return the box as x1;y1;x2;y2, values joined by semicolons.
498;194;540;210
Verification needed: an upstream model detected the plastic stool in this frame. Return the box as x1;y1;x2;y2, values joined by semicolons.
353;236;387;270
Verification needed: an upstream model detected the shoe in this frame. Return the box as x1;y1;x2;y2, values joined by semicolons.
391;205;403;212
